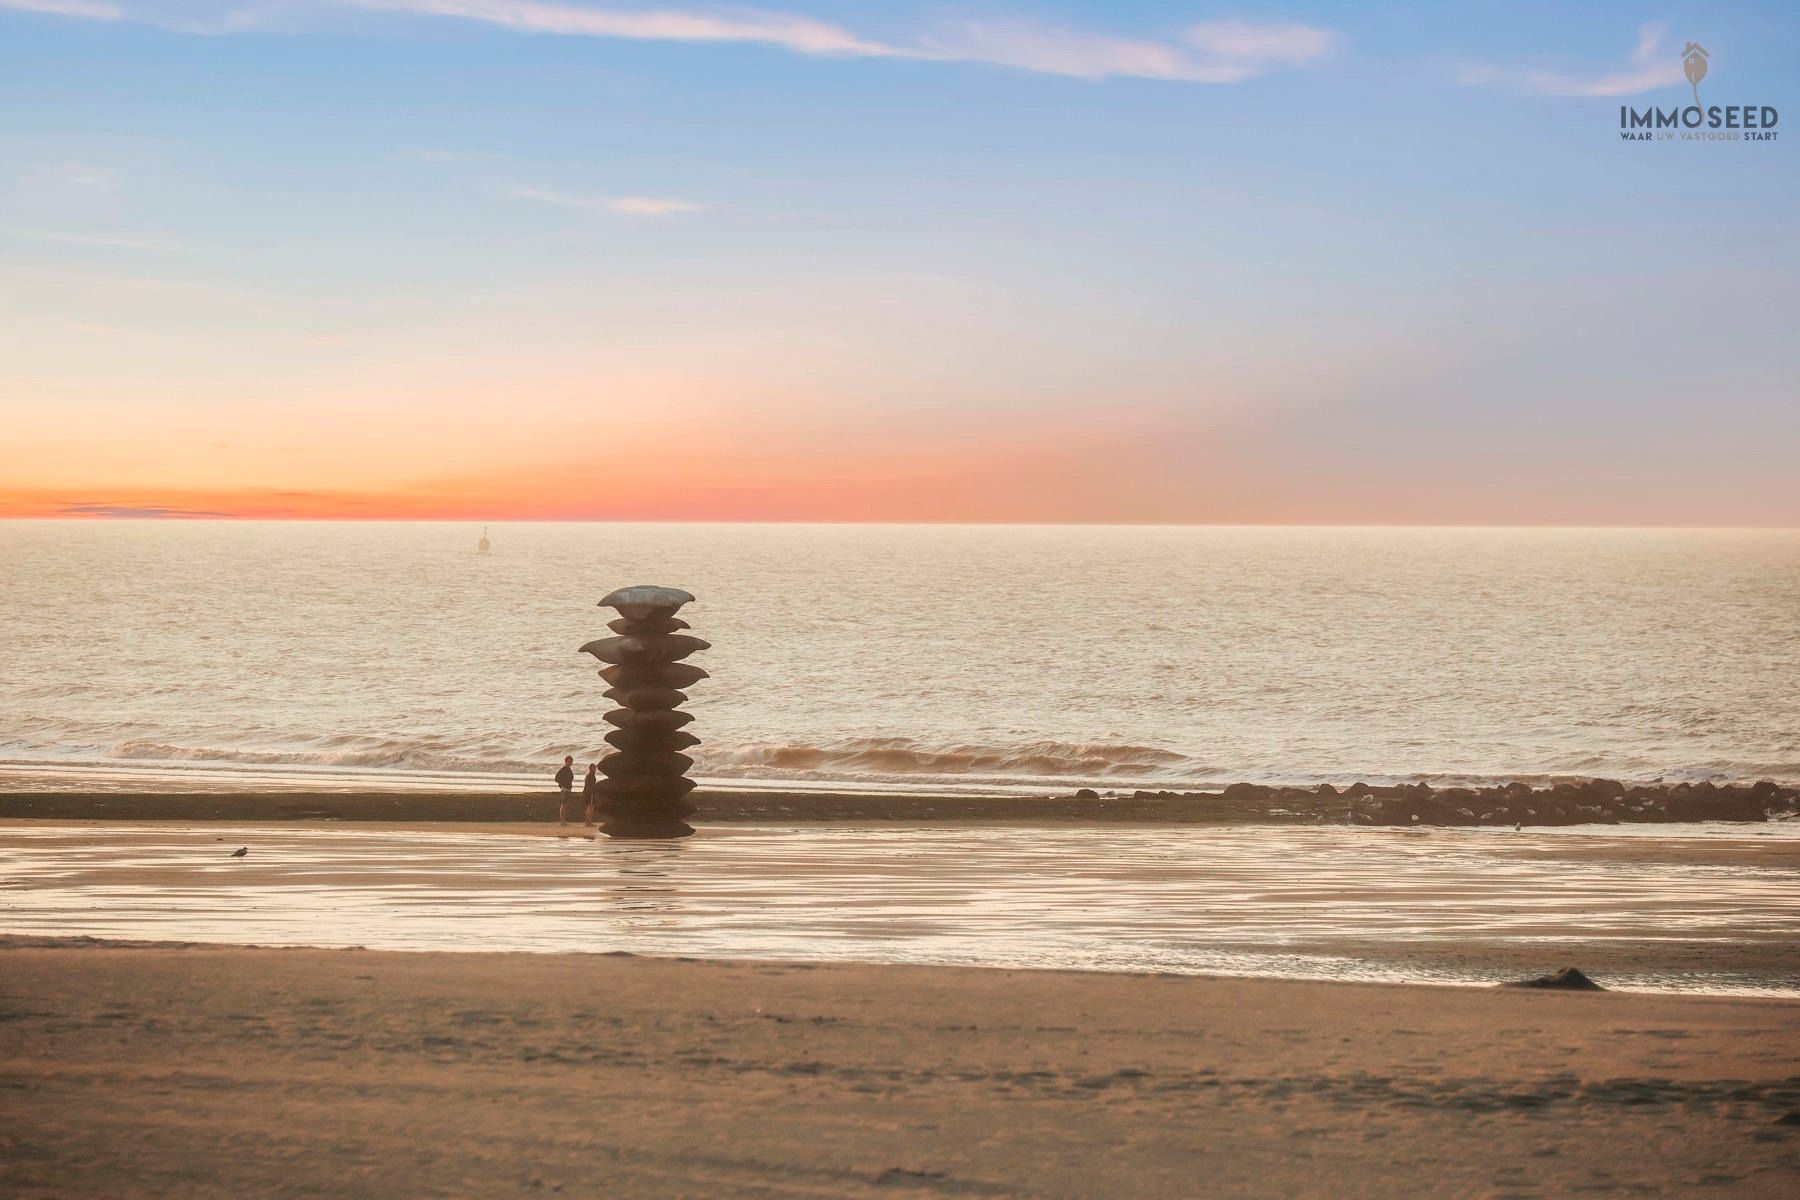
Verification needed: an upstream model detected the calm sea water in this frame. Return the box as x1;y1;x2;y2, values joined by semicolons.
2;522;1796;791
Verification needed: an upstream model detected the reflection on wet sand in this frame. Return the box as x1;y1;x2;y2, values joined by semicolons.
1;824;1795;995
608;842;686;929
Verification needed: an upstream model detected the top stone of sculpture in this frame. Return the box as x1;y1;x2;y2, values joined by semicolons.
600;585;696;622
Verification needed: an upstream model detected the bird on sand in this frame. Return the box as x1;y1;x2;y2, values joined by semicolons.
230;847;248;857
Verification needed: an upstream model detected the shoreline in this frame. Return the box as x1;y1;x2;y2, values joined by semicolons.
2;777;1796;827
3;938;1796;1197
6;929;1800;993
5;926;1797;1000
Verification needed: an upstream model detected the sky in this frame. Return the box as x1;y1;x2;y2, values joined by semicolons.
0;0;1795;523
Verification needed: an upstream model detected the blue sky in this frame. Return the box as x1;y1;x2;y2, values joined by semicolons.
1;1;1795;522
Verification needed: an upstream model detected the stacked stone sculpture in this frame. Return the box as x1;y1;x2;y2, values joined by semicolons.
579;586;708;839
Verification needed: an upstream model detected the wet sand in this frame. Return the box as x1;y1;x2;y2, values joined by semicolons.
5;822;1796;994
2;938;1797;1198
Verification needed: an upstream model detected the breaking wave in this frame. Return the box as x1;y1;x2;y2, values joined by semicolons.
1;733;1793;792
102;739;545;777
702;737;1193;780
18;734;1199;787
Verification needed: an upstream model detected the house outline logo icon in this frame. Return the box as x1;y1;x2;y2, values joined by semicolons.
1682;42;1708;107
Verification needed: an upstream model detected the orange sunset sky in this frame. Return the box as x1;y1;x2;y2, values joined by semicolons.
2;2;1795;524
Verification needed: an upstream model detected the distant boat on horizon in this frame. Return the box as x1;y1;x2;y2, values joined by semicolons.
476;527;491;555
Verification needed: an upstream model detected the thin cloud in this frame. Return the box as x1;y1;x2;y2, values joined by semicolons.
1184;20;1338;67
607;196;702;216
38;2;1342;85
346;0;893;56
1465;23;1686;97
5;227;189;252
504;184;702;217
919;21;1221;83
59;502;238;518
0;0;122;18
391;3;1342;83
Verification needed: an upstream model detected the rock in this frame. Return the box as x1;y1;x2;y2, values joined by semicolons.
603;728;699;753
579;633;711;666
1503;967;1605;991
1345;782;1373;798
598;662;709;690
1073;788;1099;800
1664;787;1768;823
598;584;696;622
1314;783;1339;797
607;615;688;636
602;708;693;732
1222;783;1271;801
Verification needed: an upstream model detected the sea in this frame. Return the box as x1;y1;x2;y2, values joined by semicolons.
2;522;1796;794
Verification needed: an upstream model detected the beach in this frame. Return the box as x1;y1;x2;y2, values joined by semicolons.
3;938;1797;1198
3;526;1796;1193
5;797;1793;1194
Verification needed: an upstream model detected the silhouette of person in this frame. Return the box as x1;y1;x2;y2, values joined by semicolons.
582;762;600;827
555;755;575;823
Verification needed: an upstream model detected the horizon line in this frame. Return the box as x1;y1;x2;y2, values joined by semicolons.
3;517;1796;532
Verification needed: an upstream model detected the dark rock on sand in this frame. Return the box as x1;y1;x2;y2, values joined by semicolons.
1504;967;1605;991
1352;778;1788;828
1073;789;1099;801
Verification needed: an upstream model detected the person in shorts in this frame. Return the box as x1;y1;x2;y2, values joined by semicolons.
554;756;575;823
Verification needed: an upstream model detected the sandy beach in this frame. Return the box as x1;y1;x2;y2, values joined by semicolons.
2;938;1796;1198
3;807;1798;1193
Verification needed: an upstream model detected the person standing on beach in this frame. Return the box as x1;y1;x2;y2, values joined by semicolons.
555;756;575;824
582;762;600;827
